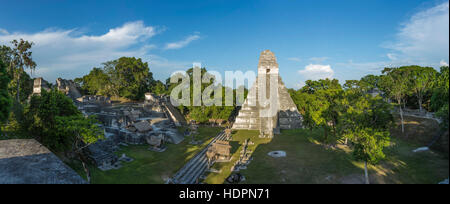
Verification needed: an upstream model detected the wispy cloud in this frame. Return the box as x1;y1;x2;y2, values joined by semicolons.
441;60;449;67
164;34;200;50
382;1;449;66
333;2;449;80
0;28;8;35
0;21;166;81
336;60;396;73
386;53;397;61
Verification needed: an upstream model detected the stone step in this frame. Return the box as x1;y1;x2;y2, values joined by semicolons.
180;155;207;184
172;147;206;181
180;154;206;180
174;132;223;179
171;130;225;184
187;162;208;184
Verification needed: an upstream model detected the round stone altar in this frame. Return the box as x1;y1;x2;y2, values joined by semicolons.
268;151;286;158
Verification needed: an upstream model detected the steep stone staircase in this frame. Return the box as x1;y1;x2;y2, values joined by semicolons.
170;131;227;184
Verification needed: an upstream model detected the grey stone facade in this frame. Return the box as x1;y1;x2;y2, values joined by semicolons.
32;77;50;96
232;50;302;137
56;78;82;100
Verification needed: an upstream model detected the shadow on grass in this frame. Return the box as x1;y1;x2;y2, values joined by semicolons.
229;141;240;155
203;130;271;184
238;128;449;184
378;138;449;184
68;123;448;184
237;128;368;184
72;126;223;184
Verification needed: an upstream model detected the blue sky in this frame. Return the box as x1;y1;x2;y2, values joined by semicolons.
0;0;448;88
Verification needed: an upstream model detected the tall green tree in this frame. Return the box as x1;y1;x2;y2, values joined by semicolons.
408;66;437;112
349;128;390;184
0;45;13;66
299;79;344;143
340;80;393;184
23;88;84;152
431;66;449;130
150;80;167;95
0;59;12;126
380;67;411;133
7;71;33;102
0;44;32;103
360;74;381;91
166;67;242;123
9;39;36;101
76;57;159;100
114;57;152;100
55;114;104;182
75;67;110;95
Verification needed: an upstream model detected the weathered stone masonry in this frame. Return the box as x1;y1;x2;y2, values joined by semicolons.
232;50;302;137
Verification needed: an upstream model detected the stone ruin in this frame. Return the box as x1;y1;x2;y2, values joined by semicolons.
32;76;189;171
32;77;82;101
268;150;287;158
56;78;82;100
87;139;121;171
79;93;188;170
208;119;225;127
32;77;50;96
231;139;253;172
146;134;167;152
206;140;232;167
232;50;303;137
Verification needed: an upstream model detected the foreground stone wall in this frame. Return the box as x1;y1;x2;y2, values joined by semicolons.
0;139;87;184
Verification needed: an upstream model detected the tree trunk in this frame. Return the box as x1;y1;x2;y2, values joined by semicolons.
332;121;337;138
16;73;20;102
78;152;91;183
81;159;91;183
364;161;370;184
418;98;423;112
399;106;404;133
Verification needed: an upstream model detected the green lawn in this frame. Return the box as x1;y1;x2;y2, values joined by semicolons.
66;116;448;184
203;128;449;184
203;130;271;184
69;126;222;184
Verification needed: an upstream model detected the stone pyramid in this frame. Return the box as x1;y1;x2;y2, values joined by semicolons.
232;50;302;137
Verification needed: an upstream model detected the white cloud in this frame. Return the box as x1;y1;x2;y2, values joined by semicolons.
383;2;449;65
164;34;200;50
298;64;334;80
0;21;163;81
441;60;449;67
387;53;397;60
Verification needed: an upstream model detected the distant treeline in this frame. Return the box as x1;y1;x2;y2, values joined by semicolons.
288;65;449;138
